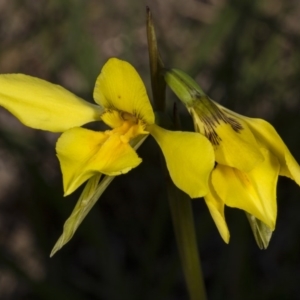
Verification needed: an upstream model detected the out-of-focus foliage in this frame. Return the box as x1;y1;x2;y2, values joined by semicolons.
1;0;300;299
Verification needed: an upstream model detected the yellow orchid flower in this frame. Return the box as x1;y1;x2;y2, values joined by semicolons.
165;68;300;245
0;58;214;198
0;59;215;254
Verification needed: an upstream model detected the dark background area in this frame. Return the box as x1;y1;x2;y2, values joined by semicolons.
1;0;300;299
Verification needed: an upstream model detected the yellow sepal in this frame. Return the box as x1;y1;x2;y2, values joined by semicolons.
212;148;279;229
204;180;230;243
0;74;102;132
243;117;300;185
212;121;264;172
148;124;215;198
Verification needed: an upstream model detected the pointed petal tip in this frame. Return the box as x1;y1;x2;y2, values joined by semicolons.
285;151;300;186
62;177;83;197
49;249;57;258
204;186;231;244
223;234;230;244
218;223;230;244
63;189;72;197
49;243;61;258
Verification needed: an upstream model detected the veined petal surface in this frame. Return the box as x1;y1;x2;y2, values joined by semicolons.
212;148;279;229
149;124;215;198
56;127;142;195
93;58;155;125
197;102;264;172
0;74;102;132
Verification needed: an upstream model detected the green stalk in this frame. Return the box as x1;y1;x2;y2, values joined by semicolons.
167;181;207;300
146;7;207;299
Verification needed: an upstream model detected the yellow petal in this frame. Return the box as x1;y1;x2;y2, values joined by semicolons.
212;148;279;229
204;180;230;243
189;100;264;172
93;58;155;125
148;124;215;198
243;117;300;185
56;127;142;195
0;74;102;132
212;121;264;172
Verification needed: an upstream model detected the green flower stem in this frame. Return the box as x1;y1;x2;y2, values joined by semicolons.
161;81;208;300
146;8;207;298
167;180;207;300
168;105;207;300
50;175;115;257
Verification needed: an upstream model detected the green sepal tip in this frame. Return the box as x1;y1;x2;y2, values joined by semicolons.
246;212;273;249
164;68;206;106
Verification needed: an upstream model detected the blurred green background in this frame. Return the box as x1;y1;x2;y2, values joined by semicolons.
1;0;300;299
